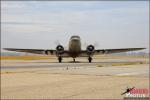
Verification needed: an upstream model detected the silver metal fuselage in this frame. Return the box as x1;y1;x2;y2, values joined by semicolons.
69;36;81;58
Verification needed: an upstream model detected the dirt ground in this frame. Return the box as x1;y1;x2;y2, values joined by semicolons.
1;55;149;99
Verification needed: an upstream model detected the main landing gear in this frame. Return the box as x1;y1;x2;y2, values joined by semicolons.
58;57;62;63
73;58;75;62
88;56;92;63
58;57;92;63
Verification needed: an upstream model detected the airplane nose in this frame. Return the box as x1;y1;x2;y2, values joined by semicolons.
72;38;79;41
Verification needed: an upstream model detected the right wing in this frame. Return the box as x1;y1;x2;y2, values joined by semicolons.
94;48;146;55
3;48;70;57
79;48;145;57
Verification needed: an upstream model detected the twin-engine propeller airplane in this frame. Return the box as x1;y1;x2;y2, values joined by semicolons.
4;35;145;63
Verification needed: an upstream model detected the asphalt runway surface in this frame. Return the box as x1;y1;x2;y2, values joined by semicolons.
1;58;149;99
1;61;144;69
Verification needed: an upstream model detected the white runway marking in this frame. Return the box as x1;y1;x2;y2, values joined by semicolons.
115;72;141;76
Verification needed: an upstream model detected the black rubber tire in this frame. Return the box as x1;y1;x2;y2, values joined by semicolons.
58;57;62;63
73;58;75;62
88;57;92;63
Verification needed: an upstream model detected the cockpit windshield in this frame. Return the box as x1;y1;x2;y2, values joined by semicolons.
71;36;80;39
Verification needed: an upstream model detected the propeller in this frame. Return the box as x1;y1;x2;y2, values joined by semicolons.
93;42;99;48
83;41;99;49
54;40;61;45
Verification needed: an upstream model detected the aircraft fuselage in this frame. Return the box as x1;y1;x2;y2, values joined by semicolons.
69;36;81;58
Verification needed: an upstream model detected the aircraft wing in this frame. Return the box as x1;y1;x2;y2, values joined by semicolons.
79;48;145;57
94;48;145;54
3;48;70;57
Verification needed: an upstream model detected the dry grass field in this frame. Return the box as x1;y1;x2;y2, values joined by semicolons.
1;55;149;99
1;55;56;60
1;55;149;60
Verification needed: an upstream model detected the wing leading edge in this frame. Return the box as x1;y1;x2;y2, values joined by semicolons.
79;48;145;57
94;48;146;54
3;48;70;57
3;47;145;57
3;48;48;54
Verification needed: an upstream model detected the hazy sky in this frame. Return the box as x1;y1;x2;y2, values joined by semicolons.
1;1;149;52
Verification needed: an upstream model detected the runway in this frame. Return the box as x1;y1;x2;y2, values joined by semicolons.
1;57;149;99
1;61;145;69
1;60;148;77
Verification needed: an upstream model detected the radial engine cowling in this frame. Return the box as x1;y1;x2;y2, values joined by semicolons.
86;45;95;54
56;45;64;54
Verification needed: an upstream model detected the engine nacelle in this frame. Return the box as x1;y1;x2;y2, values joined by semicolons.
86;45;95;54
56;45;64;54
45;50;49;55
44;50;54;55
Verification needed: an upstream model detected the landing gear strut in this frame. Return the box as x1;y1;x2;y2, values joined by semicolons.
58;57;62;63
88;57;92;63
73;58;75;62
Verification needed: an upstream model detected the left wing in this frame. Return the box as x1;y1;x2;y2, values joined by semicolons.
79;48;145;57
3;48;70;57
